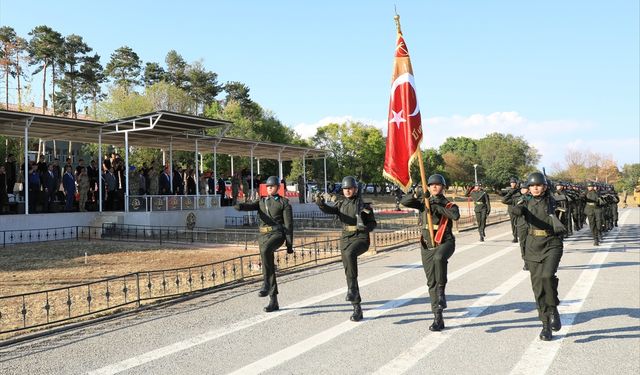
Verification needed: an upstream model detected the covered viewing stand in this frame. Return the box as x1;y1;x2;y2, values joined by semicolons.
0;109;328;215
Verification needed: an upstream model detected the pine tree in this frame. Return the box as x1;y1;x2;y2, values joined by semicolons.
28;25;63;114
57;34;92;118
143;62;166;87
105;46;141;94
0;26;17;109
80;53;106;119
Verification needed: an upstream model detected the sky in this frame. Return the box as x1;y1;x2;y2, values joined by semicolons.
1;0;639;173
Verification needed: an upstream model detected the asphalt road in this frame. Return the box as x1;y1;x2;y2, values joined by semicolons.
1;208;638;375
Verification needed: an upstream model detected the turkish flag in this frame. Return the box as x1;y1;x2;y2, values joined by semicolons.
383;28;423;193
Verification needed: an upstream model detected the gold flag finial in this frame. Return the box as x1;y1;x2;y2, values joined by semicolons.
394;8;402;34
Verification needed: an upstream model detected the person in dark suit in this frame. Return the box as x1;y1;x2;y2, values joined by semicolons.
28;163;42;213
4;154;16;195
159;167;171;195
173;167;184;195
62;165;76;211
0;165;8;213
42;164;59;212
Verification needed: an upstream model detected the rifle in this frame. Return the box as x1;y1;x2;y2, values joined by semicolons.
542;167;566;234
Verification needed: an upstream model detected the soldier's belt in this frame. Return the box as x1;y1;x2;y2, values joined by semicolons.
343;225;359;232
529;229;552;237
425;224;439;230
259;226;279;234
586;202;596;206
474;202;484;205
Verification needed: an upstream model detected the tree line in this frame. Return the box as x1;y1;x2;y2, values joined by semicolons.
2;24;634;193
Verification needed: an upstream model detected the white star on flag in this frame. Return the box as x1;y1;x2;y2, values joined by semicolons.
389;109;406;129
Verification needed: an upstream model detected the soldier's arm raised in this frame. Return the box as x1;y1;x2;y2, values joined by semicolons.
400;194;424;211
233;199;260;211
316;194;339;214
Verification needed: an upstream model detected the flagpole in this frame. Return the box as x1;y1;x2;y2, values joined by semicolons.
416;147;436;244
393;14;435;245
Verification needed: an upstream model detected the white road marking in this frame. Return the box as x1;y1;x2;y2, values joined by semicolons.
227;243;519;375
87;231;512;375
509;210;631;375
372;270;529;374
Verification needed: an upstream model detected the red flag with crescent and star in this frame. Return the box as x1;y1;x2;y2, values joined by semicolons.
383;19;423;193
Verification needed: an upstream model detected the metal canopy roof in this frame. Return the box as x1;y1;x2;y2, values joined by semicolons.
0;109;327;160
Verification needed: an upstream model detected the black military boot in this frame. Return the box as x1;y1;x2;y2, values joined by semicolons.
345;289;356;302
345;279;359;302
263;295;279;312
550;307;561;331
539;317;552;341
258;285;269;297
522;262;529;271
479;234;484;242
350;303;363;322
429;309;445;331
512;237;518;243
436;285;447;309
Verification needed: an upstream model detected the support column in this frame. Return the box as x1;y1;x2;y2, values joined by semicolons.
323;156;328;193
195;139;200;202
169;138;173;194
250;145;255;199
98;130;103;212
231;155;234;176
124;131;129;213
24;120;30;215
213;145;217;193
278;150;283;181
257;158;261;175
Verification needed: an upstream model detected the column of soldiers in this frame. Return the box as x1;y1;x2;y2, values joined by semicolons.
234;171;621;343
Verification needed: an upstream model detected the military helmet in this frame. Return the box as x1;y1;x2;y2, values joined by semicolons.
527;172;547;186
265;176;280;186
341;176;358;189
519;181;529;189
509;177;518;183
427;174;447;186
586;181;595;187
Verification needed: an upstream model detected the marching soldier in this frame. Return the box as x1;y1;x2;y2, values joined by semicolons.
468;183;491;241
502;181;530;270
315;176;377;322
401;174;460;331
505;177;520;243
234;176;293;312
583;182;602;246
512;172;564;341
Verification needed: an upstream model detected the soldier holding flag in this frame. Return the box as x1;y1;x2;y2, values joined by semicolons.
401;175;460;331
383;15;461;330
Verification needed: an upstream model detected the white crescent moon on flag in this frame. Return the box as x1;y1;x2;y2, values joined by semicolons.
390;72;420;116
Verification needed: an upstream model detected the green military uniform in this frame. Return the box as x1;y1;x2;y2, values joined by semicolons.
583;187;602;245
505;179;519;242
316;193;376;305
469;187;491;241
512;183;563;341
401;193;460;315
234;194;293;298
502;185;528;269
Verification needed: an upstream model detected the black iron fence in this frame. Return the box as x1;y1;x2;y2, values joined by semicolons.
100;223;262;249
225;214;418;230
0;226;420;336
1;226;102;247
